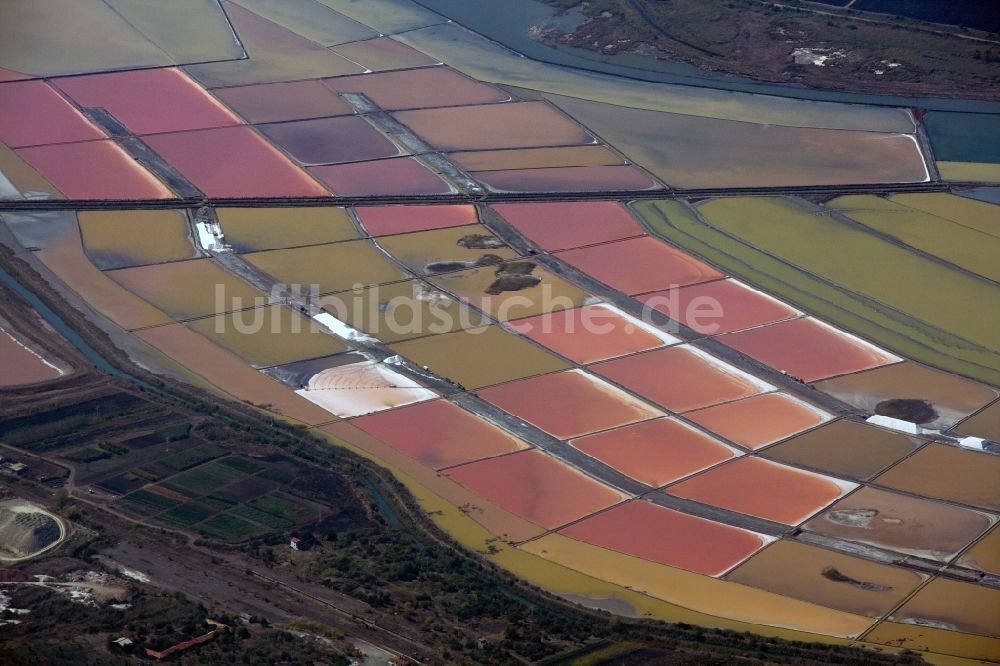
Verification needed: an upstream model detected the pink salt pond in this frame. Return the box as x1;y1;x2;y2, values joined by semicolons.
143;126;329;198
473;165;660;193
324;67;507;110
356;204;479;236
557;236;724;295
508;303;679;364
637;279;800;336
591;345;774;413
666;457;855;526
684;392;832;450
0;80;105;147
309;157;452;196
561;500;768;576
15;140;174;200
571;417;739;487
53;67;241;135
491;201;645;252
477;369;663;440
444;449;627;530
350;399;529;469
719;317;902;383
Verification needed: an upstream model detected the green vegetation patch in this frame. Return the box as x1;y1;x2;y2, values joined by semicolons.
196;513;261;542
158;443;228;471
161;467;233;497
249;493;316;524
122;488;183;512
159;501;217;526
229;504;293;529
214;456;264;475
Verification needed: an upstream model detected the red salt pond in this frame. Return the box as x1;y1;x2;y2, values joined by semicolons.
684;392;831;450
0;80;105;147
571;417;738;487
143;126;328;198
473;165;660;193
16;140;174;199
0;68;30;82
310;157;452;196
719;317;901;383
356;204;478;236
591;345;773;413
0;328;64;386
53;68;241;135
561;500;768;576
557;236;724;295
477;369;662;440
444;449;627;529
212;79;355;124
491;201;645;252
508;303;679;364
666;457;855;525
350;398;529;469
324;67;507;110
637;279;799;336
259;115;403;166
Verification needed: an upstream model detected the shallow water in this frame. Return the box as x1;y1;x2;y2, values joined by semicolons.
309;157;453;196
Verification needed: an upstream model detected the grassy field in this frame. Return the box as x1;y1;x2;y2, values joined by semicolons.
632;199;1000;386
158;443;228;471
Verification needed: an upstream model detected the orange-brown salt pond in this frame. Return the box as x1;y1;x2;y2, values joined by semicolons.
444;449;626;530
591;345;773;413
508;303;679;364
571;417;738;487
473;165;659;193
350;399;529;470
557;236;723;295
719;317;901;383
762;419;923;480
684;393;831;450
477;369;662;440
560;500;768;577
491;201;644;252
802;487;992;562
666;457;854;525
